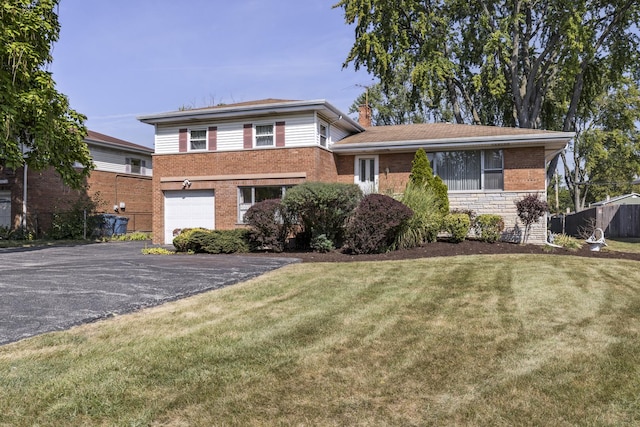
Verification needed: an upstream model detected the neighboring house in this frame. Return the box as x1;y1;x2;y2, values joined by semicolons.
590;193;640;206
138;99;574;245
0;130;153;236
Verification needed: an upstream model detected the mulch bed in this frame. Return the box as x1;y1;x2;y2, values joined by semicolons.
244;239;640;263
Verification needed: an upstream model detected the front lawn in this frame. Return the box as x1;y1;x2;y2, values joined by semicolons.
1;255;639;426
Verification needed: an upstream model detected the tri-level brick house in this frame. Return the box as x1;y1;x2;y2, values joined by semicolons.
0;130;153;235
138;99;574;245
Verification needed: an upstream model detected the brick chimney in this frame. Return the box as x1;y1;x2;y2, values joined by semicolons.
358;104;372;127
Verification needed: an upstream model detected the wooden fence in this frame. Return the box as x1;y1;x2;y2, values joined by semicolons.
550;205;640;238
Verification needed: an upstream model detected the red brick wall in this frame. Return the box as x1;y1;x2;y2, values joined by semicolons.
0;166;152;235
152;147;337;243
503;147;546;191
86;171;153;231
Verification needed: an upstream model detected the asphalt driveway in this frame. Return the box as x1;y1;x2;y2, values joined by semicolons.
0;242;298;345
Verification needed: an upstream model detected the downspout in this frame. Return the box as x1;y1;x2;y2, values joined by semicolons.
22;163;27;230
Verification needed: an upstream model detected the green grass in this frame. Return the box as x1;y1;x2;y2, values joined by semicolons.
605;238;640;254
1;255;640;426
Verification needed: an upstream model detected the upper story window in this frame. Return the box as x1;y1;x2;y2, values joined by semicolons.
319;123;328;147
255;124;274;147
432;149;503;191
190;129;207;151
126;157;146;175
130;158;141;174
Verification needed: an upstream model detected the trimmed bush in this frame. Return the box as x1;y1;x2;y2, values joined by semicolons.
282;182;362;249
172;228;208;252
174;229;250;254
443;213;471;243
395;182;443;249
244;199;293;252
345;194;413;254
474;214;505;243
310;234;334;253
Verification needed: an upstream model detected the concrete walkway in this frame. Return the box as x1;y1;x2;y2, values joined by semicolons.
0;242;298;345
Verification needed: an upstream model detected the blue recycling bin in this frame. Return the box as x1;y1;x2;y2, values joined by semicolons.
100;214;117;237
114;216;129;235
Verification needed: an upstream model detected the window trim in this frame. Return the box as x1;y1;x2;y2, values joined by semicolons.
318;122;328;147
189;128;207;151
254;122;275;148
431;149;504;192
237;185;291;224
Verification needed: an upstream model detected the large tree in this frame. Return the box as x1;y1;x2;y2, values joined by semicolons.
335;0;640;177
1;0;92;189
561;78;640;209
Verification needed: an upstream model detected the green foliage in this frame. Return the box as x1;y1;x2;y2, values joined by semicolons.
552;234;583;251
310;234;334;253
395;182;442;249
49;196;102;240
110;232;151;241
174;229;250;254
172;228;209;252
516;194;549;244
141;247;174;255
349;61;434;125
409;148;431;187
337;0;640;132
282;182;362;248
244;199;294;252
408;149;449;216
0;0;93;188
443;213;471;243
473;214;505;243
345;194;413;254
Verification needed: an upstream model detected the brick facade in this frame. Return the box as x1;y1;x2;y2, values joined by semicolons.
0;166;152;236
153;146;549;245
152;147;338;243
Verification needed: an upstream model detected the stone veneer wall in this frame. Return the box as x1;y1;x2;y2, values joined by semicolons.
449;191;547;244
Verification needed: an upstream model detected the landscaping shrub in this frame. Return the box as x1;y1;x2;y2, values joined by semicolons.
179;229;250;254
443;213;471;243
409;148;449;215
282;182;362;249
49;196;103;240
310;234;334;253
552;233;583;250
516;194;548;244
172;228;209;252
474;214;505;243
244;199;294;252
395;182;442;248
345;194;413;254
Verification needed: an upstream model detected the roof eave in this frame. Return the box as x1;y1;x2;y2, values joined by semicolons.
331;132;574;155
85;139;154;155
137;99;364;133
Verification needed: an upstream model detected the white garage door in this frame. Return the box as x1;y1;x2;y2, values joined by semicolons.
164;190;215;244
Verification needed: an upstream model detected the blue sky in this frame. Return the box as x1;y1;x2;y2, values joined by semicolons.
50;0;372;147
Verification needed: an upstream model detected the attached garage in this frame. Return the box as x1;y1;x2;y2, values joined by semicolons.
164;190;215;244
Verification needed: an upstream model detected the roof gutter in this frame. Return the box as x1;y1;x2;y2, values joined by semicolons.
330;132;575;154
137;99;364;132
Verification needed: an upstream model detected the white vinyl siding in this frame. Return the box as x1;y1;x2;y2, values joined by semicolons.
90;147;153;176
329;125;350;145
153;114;318;153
